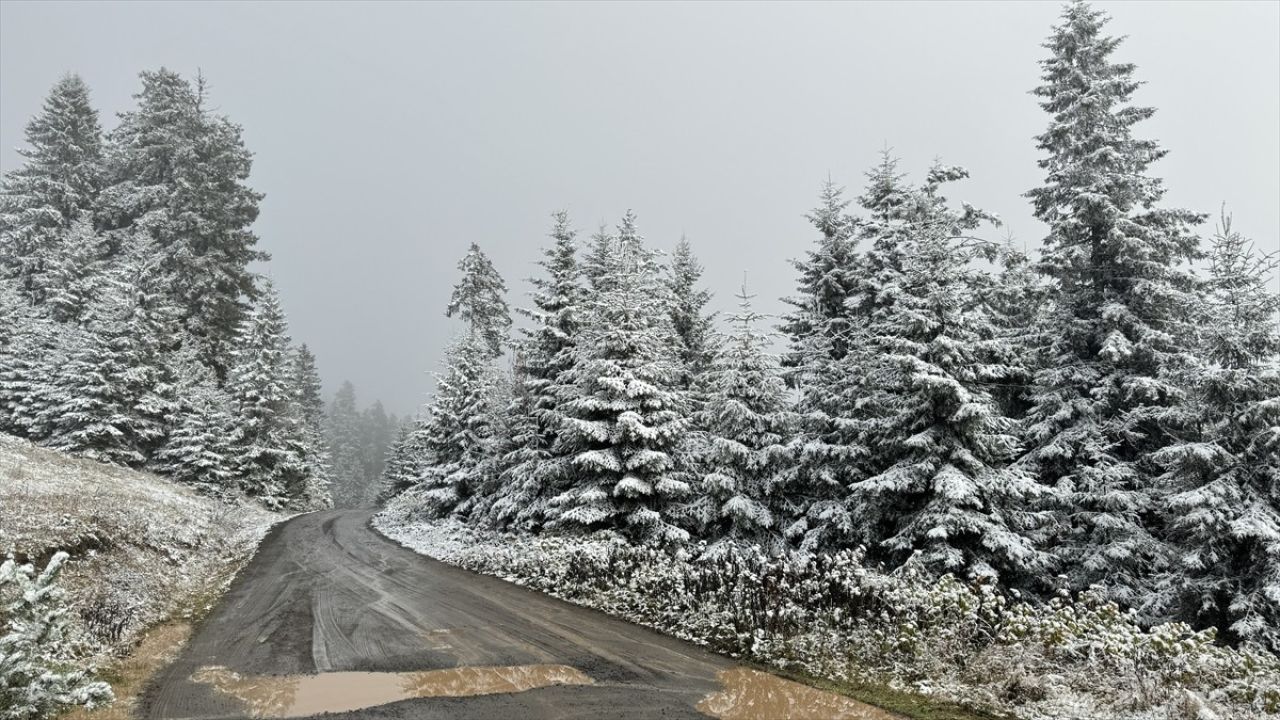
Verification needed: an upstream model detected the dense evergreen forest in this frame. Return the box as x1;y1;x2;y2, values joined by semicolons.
380;1;1280;653
0;70;397;509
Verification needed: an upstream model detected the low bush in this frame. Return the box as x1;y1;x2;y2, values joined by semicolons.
0;553;113;720
376;512;1280;720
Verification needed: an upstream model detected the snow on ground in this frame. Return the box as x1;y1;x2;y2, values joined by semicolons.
0;432;283;662
374;510;1280;720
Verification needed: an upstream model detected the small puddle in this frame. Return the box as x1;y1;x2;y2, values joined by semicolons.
697;668;900;720
192;664;594;718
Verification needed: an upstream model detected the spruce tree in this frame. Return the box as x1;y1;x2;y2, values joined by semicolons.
360;400;394;497
43;238;178;467
291;344;333;510
489;211;585;529
849;164;1047;581
445;243;511;359
550;212;691;545
779;178;860;376
0;279;64;440
413;335;500;517
325;381;366;507
42;216;108;325
982;242;1046;422
226;280;307;508
379;420;424;503
775;164;905;552
666;237;717;392
1156;214;1280;648
0;553;114;719
154;344;237;495
694;283;791;552
1022;0;1205;603
101;69;266;379
0;74;104;307
581;225;617;293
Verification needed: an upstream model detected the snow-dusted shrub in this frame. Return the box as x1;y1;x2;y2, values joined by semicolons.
377;515;1280;719
1000;588;1280;715
0;552;113;720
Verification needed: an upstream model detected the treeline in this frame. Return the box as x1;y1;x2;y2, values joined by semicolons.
0;70;332;509
325;381;401;507
381;1;1280;653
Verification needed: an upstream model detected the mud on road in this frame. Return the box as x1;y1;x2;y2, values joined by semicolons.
142;509;896;719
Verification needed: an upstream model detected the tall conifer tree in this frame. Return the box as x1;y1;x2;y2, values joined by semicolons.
0;74;104;307
101;69;266;378
226;280;307;507
550;212;691;544
1156;214;1280;647
695;283;790;551
1022;0;1205;603
446;243;512;359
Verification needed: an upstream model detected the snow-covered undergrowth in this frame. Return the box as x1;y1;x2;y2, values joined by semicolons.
375;510;1280;720
0;433;281;667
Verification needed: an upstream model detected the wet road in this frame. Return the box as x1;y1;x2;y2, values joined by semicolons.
143;509;897;720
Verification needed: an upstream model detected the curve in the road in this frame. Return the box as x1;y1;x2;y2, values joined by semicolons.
142;509;897;720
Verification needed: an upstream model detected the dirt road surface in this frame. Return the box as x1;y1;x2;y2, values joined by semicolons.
142;509;738;719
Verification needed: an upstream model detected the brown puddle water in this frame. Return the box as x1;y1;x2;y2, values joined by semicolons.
697;668;901;720
192;664;594;718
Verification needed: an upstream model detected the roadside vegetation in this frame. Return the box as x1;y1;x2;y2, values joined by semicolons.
376;516;1280;720
376;3;1280;719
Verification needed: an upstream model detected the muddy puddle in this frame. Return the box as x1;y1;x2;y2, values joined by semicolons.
192;664;594;718
697;668;900;720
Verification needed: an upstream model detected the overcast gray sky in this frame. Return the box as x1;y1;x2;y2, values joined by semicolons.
2;1;1277;416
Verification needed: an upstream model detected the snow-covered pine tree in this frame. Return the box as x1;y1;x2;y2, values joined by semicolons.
980;241;1046;422
848;164;1047;582
291;344;333;510
694;282;791;552
665;237;718;393
1022;0;1205;604
100;69;266;379
445;243;512;359
581;225;617;293
457;367;515;521
0;279;65;440
1155;213;1280;649
43;237;178;467
379;418;423;503
488;211;585;529
549;211;692;545
412;334;501;518
42;216;108;325
0;74;104;308
779;178;860;377
226;280;308;508
775;164;904;553
360;401;394;498
0;553;113;720
325;381;366;507
154;343;237;495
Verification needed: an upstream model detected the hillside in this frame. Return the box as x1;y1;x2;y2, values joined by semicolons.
0;433;282;713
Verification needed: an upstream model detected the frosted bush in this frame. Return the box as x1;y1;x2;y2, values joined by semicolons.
0;552;113;720
378;514;1280;719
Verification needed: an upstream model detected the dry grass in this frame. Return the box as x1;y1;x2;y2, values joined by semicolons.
63;622;193;720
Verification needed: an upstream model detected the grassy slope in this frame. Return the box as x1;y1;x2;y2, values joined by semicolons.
0;433;281;713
